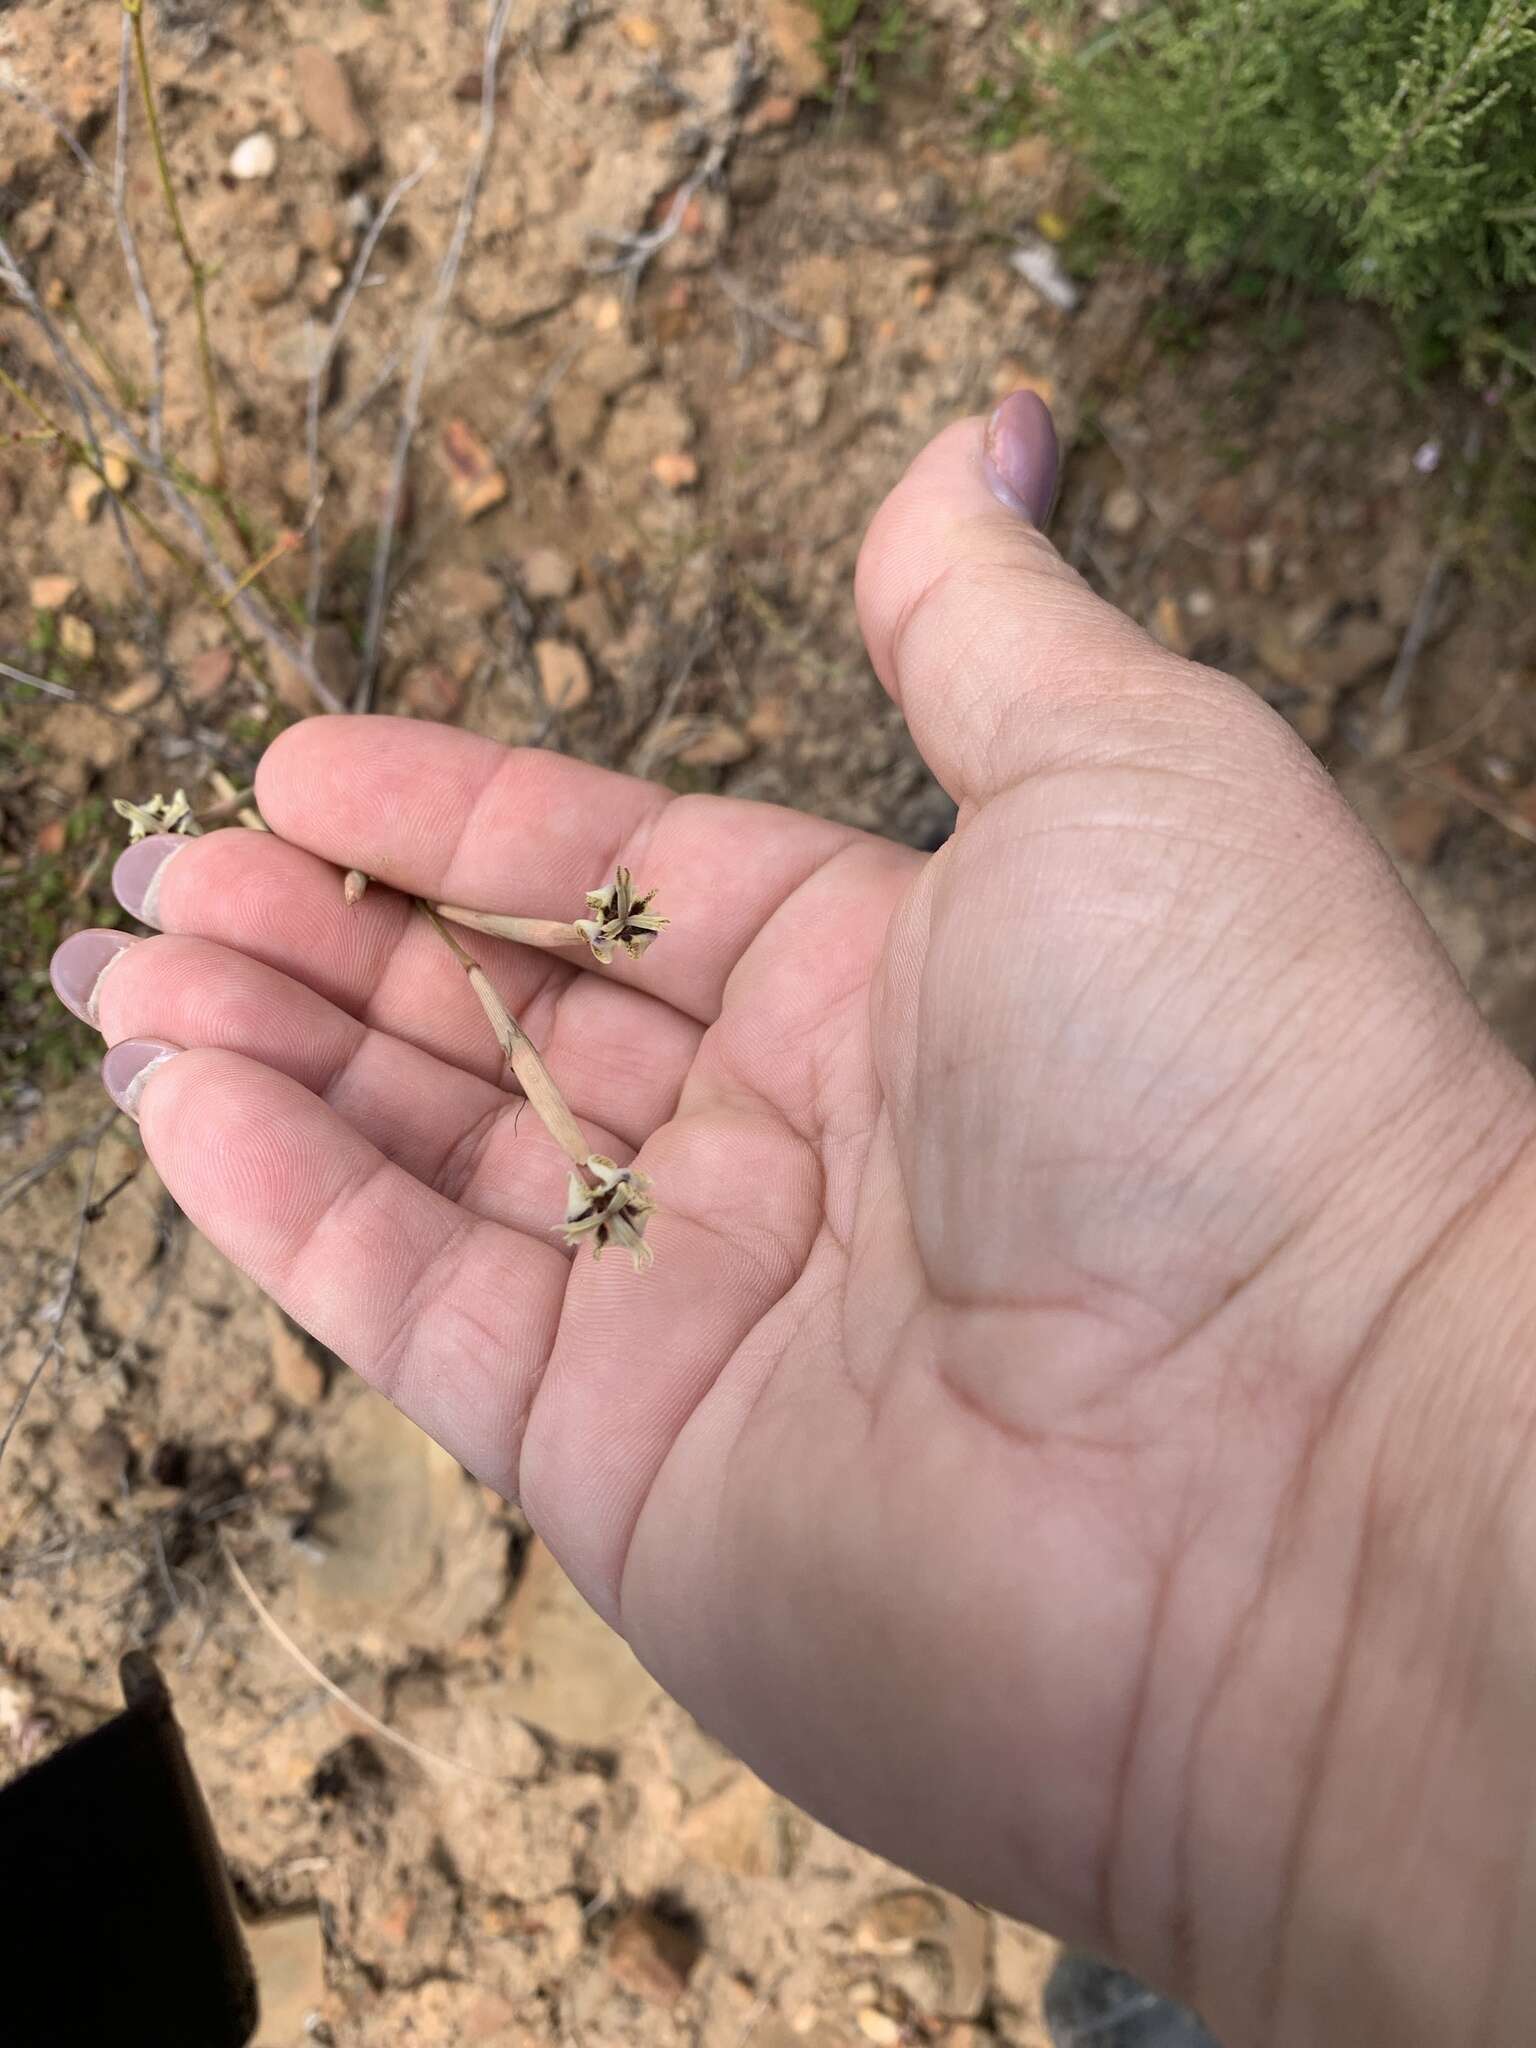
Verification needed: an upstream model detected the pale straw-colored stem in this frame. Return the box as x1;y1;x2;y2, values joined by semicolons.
419;905;590;1168
434;905;585;951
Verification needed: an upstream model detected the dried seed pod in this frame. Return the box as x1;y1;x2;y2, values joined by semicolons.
564;1155;656;1270
573;867;667;963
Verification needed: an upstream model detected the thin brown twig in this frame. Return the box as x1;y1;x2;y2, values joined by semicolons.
712;267;815;346
0;1128;108;1470
330;344;405;436
217;526;304;611
0;1111;121;1220
1395;671;1518;772
1379;547;1449;717
305;158;435;647
358;0;516;712
587;37;756;292
1405;764;1536;846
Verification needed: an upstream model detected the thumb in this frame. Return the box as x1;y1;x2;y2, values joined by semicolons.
855;393;1261;810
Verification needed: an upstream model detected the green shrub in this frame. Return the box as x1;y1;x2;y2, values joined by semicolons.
1038;0;1536;366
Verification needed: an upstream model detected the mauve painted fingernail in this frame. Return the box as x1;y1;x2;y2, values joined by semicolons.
984;389;1059;527
50;929;136;1026
102;1039;181;1120
112;833;187;926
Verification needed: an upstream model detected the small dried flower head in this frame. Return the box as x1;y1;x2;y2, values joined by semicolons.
113;789;201;842
573;867;668;964
564;1154;656;1270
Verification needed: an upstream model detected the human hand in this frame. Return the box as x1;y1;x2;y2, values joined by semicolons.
50;397;1536;2047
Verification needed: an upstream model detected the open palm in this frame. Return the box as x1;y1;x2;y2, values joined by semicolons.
61;411;1536;2047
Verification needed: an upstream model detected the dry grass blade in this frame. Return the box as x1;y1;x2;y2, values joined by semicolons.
357;0;516;711
219;1538;535;1782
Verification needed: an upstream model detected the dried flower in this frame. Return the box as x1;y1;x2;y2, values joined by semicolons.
564;1154;656;1269
112;789;201;842
573;867;668;964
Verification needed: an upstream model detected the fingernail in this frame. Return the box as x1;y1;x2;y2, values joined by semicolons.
102;1039;181;1121
50;930;136;1027
112;833;188;926
984;390;1059;527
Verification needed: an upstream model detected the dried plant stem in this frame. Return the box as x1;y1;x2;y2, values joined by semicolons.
304;157;434;643
114;8;167;460
59;292;140;412
434;905;585;951
122;0;224;492
220;1537;523;1783
419;903;589;1165
2;189;334;709
0;1110;120;1221
1;660;117;709
0;357;197;582
357;0;516;712
217;525;302;610
0;1126;107;1470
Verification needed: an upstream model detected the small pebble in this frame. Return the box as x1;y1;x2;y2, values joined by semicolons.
59;616;96;662
818;311;851;365
1102;486;1144;537
229;132;278;181
650;451;699;491
520;546;578;602
535;639;592;713
29;575;77;611
67;468;106;525
107;673;163;715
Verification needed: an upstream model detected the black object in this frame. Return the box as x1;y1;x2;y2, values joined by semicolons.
1045;1951;1223;2048
0;1651;258;2048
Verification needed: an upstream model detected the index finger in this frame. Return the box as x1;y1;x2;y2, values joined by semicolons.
256;718;862;1024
